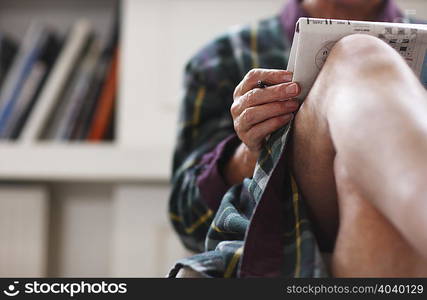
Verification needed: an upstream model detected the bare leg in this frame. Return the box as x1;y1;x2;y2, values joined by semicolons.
290;34;427;276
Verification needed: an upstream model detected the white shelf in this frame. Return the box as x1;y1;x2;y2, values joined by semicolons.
0;143;171;182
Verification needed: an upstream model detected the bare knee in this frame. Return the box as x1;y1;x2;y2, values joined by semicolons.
306;33;417;128
335;34;389;54
321;34;413;97
299;34;406;121
330;34;402;69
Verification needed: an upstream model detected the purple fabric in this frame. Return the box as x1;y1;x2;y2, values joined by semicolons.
280;0;310;41
196;134;240;211
280;0;403;41
240;151;289;277
377;0;404;22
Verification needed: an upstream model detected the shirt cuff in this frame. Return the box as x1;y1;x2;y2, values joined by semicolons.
196;134;240;211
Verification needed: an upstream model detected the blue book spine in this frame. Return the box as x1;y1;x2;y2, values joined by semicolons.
0;26;47;137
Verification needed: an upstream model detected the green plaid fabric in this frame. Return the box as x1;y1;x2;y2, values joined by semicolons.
168;16;326;278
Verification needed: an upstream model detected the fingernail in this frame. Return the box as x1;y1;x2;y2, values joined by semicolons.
286;83;298;96
284;73;293;82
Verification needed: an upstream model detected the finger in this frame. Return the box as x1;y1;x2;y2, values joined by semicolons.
245;114;294;150
234;68;293;98
237;100;299;132
234;82;300;116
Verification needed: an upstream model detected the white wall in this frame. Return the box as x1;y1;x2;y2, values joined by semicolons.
111;184;189;277
396;0;427;19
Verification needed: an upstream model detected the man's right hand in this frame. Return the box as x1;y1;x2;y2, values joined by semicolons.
224;69;301;185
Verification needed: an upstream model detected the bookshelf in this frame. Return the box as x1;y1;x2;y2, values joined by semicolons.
0;0;166;181
0;143;170;181
0;0;192;278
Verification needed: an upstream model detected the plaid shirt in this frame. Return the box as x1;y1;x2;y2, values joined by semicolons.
169;1;404;278
168;15;326;278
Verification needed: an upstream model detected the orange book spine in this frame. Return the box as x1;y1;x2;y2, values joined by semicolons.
88;48;119;141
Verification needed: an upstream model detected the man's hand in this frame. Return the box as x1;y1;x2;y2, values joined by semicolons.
224;69;301;185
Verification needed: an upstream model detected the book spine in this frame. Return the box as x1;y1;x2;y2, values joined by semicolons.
0;25;47;134
41;33;94;140
70;51;110;140
55;39;101;140
72;8;119;141
1;62;47;139
87;48;119;141
10;34;62;140
20;20;92;143
0;35;18;88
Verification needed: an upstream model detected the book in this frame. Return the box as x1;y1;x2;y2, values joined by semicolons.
20;20;93;143
69;47;111;140
0;24;50;135
2;62;47;139
71;7;119;141
103;97;116;141
287;18;427;101
0;34;18;88
87;48;118;141
52;38;101;140
6;34;62;140
40;33;95;140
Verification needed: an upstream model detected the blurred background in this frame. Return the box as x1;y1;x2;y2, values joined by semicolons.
0;0;426;277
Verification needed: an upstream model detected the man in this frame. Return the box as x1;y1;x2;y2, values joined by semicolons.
169;0;426;277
